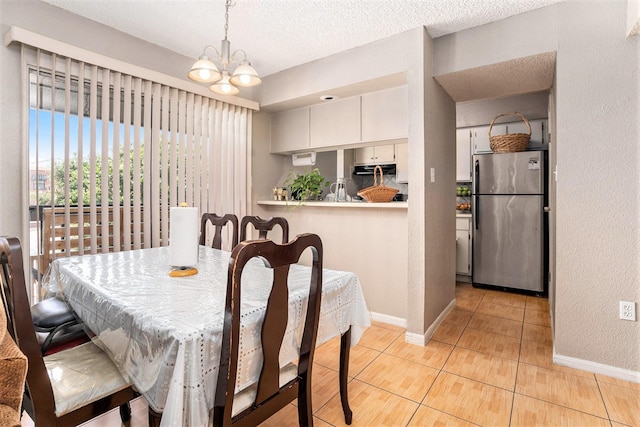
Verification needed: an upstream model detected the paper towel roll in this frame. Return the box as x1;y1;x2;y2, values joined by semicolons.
169;206;199;267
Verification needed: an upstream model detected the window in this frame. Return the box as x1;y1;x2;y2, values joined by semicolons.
24;46;252;299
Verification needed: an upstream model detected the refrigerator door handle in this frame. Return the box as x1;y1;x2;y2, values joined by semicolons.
474;159;480;230
475;196;479;230
474;159;480;195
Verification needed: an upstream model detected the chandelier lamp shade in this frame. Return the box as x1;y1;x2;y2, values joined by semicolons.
188;0;261;95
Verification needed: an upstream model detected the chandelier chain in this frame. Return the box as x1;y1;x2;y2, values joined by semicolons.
223;0;235;40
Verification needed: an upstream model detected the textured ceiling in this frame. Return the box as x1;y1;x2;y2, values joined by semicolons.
39;0;563;79
435;51;557;102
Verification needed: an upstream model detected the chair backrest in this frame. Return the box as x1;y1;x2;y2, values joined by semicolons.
239;216;289;244
212;233;323;426
0;236;134;426
1;236;61;423
200;213;239;250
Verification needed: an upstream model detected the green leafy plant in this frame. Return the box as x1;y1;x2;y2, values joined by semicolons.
284;168;329;202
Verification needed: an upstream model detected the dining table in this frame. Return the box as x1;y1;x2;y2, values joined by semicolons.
47;245;371;426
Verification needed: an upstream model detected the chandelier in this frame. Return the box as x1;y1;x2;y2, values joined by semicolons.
187;0;261;96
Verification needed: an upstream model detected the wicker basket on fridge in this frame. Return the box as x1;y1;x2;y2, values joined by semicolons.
489;112;531;153
357;165;399;203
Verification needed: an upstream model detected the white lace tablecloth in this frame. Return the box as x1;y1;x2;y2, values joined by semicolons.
48;246;370;427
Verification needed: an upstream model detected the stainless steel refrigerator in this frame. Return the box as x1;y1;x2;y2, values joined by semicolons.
472;151;547;293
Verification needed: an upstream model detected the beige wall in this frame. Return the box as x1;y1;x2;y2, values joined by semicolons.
435;0;640;375
254;27;457;335
553;0;639;374
254;203;410;322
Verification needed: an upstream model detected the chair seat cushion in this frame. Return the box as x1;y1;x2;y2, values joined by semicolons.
231;363;298;417
44;340;130;416
31;297;77;328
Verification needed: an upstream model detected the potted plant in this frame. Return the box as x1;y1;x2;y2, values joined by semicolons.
284;168;329;202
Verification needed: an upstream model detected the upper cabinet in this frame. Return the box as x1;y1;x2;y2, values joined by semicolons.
472;125;492;154
270;85;408;154
472;118;548;154
395;143;408;183
456;128;473;181
361;86;408;143
270;107;310;153
309;97;361;149
504;118;547;151
355;144;395;165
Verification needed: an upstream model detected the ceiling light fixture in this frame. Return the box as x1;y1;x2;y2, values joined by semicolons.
187;0;261;95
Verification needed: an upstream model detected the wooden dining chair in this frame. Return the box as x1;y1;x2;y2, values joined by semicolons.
200;213;239;250
211;233;323;426
0;236;136;426
239;215;289;244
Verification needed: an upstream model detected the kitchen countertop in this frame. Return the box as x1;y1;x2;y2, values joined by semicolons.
258;200;408;209
456;211;472;217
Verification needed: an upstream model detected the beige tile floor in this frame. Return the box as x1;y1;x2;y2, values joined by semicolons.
22;282;640;426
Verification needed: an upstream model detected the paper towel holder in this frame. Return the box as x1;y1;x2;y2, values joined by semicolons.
292;152;316;166
169;203;199;277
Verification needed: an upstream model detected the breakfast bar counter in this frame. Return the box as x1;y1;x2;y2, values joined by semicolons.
257;200;408;209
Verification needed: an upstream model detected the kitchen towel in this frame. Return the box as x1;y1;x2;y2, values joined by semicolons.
169;206;199;267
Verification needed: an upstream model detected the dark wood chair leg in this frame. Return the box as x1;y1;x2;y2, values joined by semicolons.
148;407;162;427
340;328;353;425
119;402;131;422
298;374;314;426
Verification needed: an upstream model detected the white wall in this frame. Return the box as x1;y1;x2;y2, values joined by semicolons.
628;0;640;36
435;0;640;375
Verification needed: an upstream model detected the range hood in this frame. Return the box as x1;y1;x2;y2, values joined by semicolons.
353;164;396;175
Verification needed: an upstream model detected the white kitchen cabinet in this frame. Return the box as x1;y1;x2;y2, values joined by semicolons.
505;118;547;150
456;128;472;181
473;118;548;154
456;216;472;276
271;107;310;153
361;85;408;143
395;143;408;183
309;96;361;149
473;124;505;154
355;144;395;165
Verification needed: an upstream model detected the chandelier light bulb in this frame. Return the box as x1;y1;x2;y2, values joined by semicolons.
199;69;212;80
209;72;240;96
187;55;221;83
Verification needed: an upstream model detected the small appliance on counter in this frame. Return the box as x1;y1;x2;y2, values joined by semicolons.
353;164;396;175
324;177;355;202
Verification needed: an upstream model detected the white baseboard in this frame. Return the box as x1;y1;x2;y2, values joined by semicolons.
369;312;407;329
553;353;640;384
405;332;427;346
404;299;457;346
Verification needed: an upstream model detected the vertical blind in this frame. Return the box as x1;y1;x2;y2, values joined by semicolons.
25;46;252;294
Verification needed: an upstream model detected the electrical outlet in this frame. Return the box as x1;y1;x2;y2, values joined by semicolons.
619;301;636;321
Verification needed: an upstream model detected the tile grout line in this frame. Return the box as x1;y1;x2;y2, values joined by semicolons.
593;375;613;424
